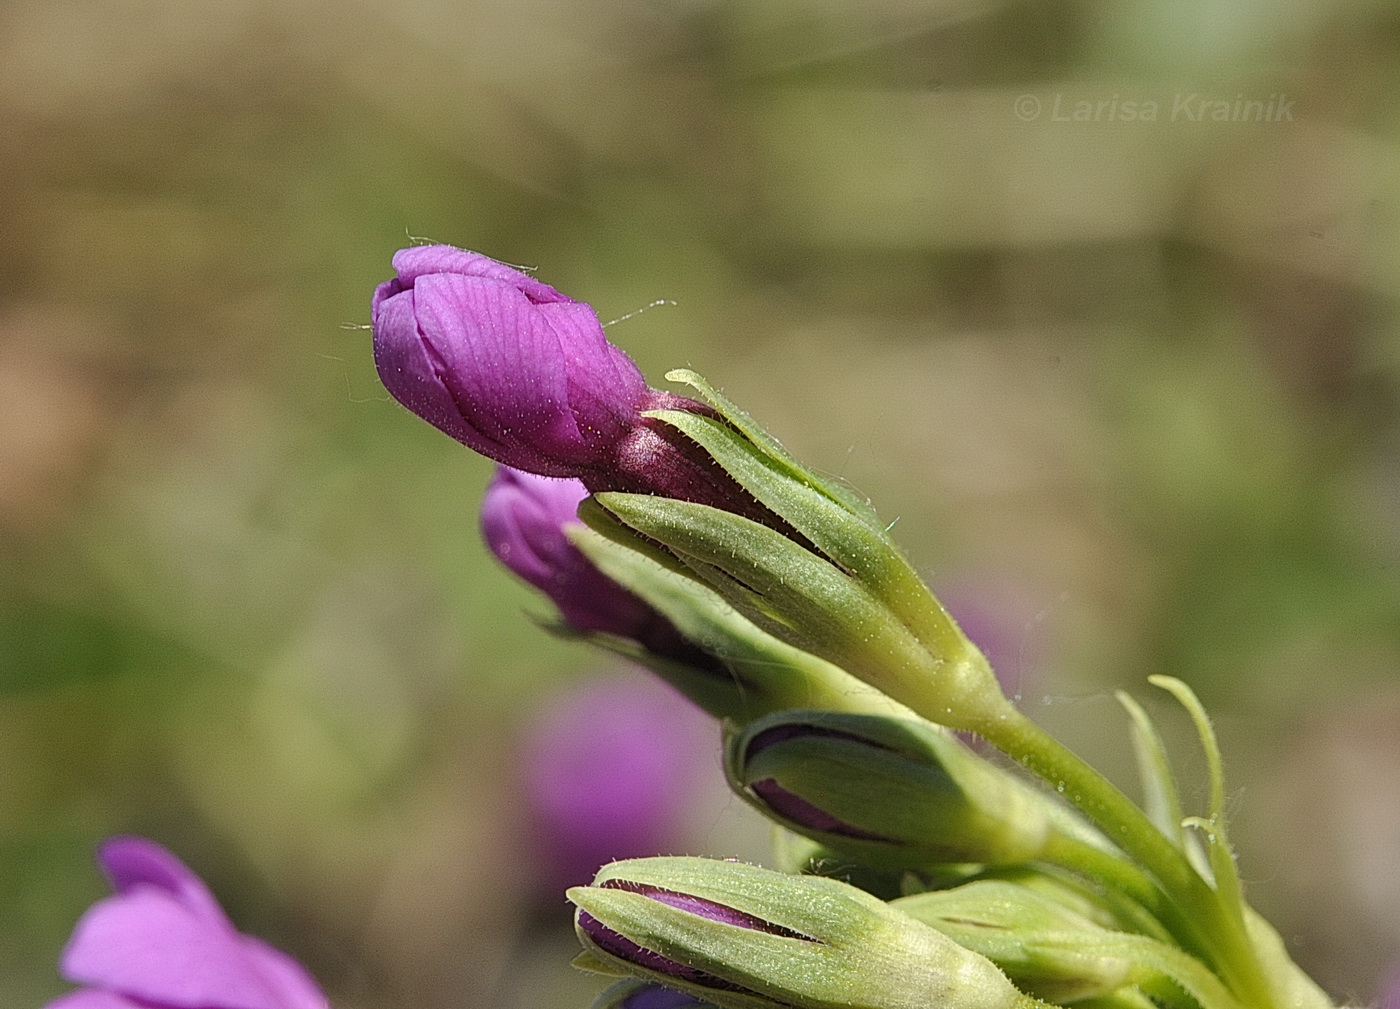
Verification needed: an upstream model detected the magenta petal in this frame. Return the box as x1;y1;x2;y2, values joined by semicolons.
372;285;502;453
390;245;571;304
538;301;646;451
480;468;588;588
239;936;330;1009
97;836;228;926
43;990;148;1009
414;273;593;473
61;890;290;1009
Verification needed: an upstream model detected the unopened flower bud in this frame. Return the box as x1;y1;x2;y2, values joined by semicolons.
372;247;782;526
373;245;648;477
569;856;1037;1009
483;467;910;723
726;711;1077;870
589;370;1013;733
481;466;712;663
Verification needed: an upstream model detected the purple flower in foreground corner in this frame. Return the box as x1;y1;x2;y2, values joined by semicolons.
46;837;326;1009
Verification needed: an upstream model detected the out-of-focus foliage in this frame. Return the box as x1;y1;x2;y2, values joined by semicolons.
1;0;1397;1006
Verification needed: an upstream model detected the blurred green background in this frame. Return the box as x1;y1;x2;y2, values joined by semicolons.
3;0;1399;1006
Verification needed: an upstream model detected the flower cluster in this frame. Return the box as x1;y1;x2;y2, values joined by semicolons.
365;246;1337;1009
46;247;1343;1009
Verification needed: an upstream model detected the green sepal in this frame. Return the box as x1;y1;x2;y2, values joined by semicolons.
663;368;879;524
571;856;1038;1009
592;492;1004;730
571;500;911;721
643;401;978;673
573;949;634;977
896;879;1243;1009
727;711;1068;869
1115;691;1187;850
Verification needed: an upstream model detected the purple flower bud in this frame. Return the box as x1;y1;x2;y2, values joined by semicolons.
372;247;787;527
46;837;326;1009
480;465;652;635
745;724;894;841
480;466;723;671
372;245;648;478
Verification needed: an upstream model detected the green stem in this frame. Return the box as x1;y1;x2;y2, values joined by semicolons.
974;705;1275;1009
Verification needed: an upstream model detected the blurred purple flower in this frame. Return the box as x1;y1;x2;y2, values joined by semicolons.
480;465;721;671
372;245;648;478
1381;964;1400;1009
520;670;715;894
936;576;1046;702
46;837;326;1009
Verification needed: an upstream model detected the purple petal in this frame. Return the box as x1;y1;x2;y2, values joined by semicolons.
749;778;891;841
389;245;572;304
599;880;813;940
43;991;148;1009
479;467;659;636
577;912;739;990
61;889;295;1009
97;836;228;927
238;936;331;1009
538;300;646;451
480;467;589;588
413;274;592;473
372;284;501;453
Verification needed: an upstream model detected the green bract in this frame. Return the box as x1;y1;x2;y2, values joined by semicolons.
583;369;1012;733
567;502;913;722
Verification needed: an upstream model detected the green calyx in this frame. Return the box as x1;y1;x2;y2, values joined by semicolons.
570;856;1040;1009
725;711;1090;869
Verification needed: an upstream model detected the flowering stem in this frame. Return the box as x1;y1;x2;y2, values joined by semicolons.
972;706;1276;1009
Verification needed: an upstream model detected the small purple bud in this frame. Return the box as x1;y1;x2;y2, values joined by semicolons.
480;466;722;671
372;245;648;478
47;837;327;1009
480;465;654;636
